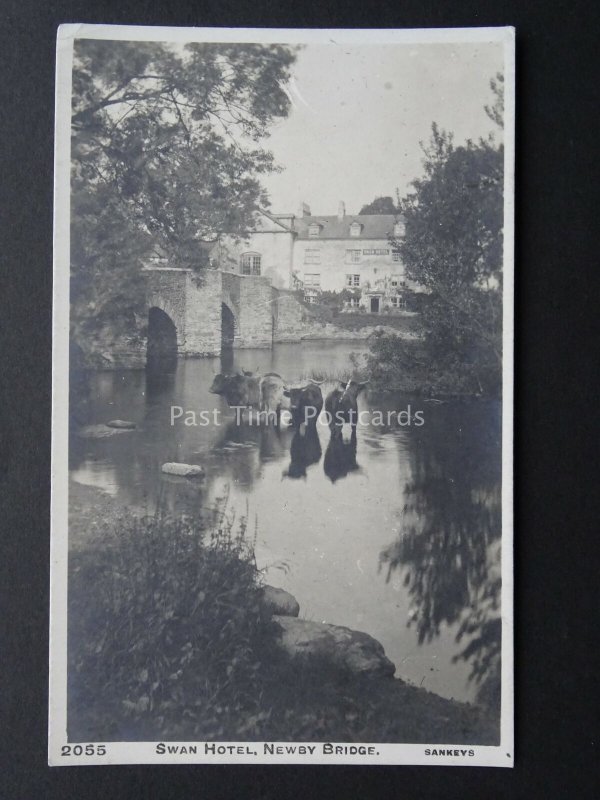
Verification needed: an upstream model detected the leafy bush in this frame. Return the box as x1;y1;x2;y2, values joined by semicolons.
366;330;501;397
68;502;270;741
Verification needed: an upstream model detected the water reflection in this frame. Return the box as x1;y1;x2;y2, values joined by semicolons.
145;366;176;398
379;401;502;709
323;428;359;483
283;425;322;479
68;343;502;708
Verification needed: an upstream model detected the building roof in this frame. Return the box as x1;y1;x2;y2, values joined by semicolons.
294;214;404;241
259;208;295;232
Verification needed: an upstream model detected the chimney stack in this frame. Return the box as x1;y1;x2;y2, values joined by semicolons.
338;201;346;221
298;202;311;217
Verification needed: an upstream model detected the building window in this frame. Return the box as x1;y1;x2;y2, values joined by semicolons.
308;223;321;237
350;222;362;237
391;295;406;309
304;249;321;264
240;253;261;276
346;249;361;263
346;274;360;287
363;248;389;256
392;250;401;262
348;296;360;307
304;273;321;289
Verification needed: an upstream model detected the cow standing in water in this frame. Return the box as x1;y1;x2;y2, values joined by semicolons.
209;371;261;418
324;379;368;437
259;372;288;425
283;381;324;429
209;370;287;425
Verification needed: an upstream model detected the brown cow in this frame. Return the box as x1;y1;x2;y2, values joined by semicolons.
209;371;261;412
259;372;287;425
209;370;287;425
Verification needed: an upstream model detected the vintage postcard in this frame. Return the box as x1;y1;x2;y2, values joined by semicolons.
50;24;514;766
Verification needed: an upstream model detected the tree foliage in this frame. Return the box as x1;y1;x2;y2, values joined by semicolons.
359;195;398;215
71;40;296;346
375;77;505;395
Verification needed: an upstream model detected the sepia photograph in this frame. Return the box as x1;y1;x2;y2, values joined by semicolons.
50;24;514;766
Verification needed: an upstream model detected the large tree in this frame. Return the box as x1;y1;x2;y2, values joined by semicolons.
70;40;296;348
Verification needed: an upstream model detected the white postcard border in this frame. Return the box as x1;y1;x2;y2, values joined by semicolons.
49;23;515;768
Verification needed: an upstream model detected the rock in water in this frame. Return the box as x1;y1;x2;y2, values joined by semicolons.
161;462;204;477
77;424;132;439
272;616;395;678
260;586;300;618
106;419;136;429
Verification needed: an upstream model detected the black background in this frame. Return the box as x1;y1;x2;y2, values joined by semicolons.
1;1;598;798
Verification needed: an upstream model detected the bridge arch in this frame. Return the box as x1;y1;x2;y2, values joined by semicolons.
143;265;306;361
221;302;237;351
147;306;178;371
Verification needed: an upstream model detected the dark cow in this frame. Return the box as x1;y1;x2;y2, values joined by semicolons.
283;425;322;479
209;370;287;425
323;427;359;483
324;379;368;434
209;371;261;413
283;381;324;428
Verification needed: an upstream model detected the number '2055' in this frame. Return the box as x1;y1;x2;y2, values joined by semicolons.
61;744;106;756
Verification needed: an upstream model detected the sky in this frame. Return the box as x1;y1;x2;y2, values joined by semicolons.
261;42;504;216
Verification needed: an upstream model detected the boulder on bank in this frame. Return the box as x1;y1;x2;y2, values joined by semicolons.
106;419;137;429
272;616;395;678
260;586;300;618
77;424;134;439
161;462;204;477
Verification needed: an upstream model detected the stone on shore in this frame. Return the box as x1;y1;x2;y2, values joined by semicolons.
272;616;395;678
77;424;133;439
260;586;300;618
106;419;137;429
161;462;204;477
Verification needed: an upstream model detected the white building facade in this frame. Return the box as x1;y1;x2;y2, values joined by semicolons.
215;201;420;312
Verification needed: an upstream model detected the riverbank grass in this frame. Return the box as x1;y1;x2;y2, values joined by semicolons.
69;504;270;741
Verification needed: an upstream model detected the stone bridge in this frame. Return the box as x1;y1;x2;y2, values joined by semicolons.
145;267;305;359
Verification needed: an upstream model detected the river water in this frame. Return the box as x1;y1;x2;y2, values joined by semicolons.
70;341;502;706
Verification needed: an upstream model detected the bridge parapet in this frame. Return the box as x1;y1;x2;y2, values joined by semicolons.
143;265;306;357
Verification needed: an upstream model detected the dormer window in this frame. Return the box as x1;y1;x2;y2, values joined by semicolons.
349;221;362;237
308;223;321;238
